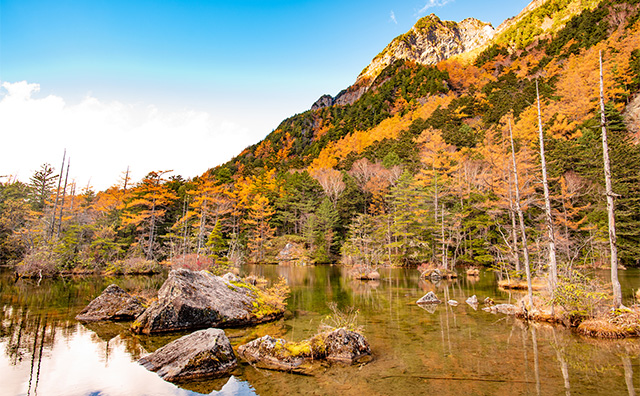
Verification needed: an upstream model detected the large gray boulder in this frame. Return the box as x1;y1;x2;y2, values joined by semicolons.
75;284;145;322
237;328;371;373
138;328;236;381
131;269;284;334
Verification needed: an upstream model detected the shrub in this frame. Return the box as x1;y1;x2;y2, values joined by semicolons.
552;270;609;323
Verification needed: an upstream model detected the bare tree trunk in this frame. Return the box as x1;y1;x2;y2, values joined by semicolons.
181;196;189;259
197;198;208;259
507;164;521;272
441;203;447;270
536;80;558;290
509;119;534;307
56;158;70;238
49;149;66;239
622;356;636;396
147;194;157;261
123;166;130;193
599;51;622;308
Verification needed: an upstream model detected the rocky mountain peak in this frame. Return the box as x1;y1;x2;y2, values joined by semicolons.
357;15;495;86
312;14;495;110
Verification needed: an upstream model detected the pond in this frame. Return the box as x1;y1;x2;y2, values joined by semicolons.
1;266;638;396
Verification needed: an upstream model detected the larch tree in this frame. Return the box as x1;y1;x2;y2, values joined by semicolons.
245;194;275;263
121;170;176;260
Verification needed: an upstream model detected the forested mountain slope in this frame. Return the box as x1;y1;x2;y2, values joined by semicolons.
2;0;640;274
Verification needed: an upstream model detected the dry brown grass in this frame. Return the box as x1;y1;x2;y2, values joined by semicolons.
498;278;546;291
578;319;629;339
577;307;640;339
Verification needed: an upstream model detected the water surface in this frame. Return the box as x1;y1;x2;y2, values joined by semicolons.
1;266;638;396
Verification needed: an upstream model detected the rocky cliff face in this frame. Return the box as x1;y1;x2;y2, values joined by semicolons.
358;15;495;85
312;14;495;109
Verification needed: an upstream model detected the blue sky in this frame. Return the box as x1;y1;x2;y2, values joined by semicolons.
0;0;531;189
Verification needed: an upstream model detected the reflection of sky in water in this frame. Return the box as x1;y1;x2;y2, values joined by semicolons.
0;323;256;396
1;267;639;396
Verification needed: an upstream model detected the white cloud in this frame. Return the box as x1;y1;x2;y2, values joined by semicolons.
0;81;252;190
418;0;454;14
390;10;398;24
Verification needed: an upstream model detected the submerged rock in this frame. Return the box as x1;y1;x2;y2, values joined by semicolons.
75;284;145;322
417;291;441;304
482;304;519;315
448;300;459;306
237;328;371;373
138;328;237;381
131;269;285;334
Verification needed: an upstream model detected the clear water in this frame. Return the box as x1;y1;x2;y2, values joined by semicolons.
0;266;638;396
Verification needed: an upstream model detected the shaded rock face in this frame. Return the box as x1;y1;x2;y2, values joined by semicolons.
237;328;371;373
132;269;283;334
138;328;237;381
75;284;145;322
311;94;334;111
417;291;441;304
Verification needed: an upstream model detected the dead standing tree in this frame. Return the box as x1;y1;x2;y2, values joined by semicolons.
599;51;622;308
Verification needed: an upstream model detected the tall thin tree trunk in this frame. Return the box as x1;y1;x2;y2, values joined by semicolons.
441;203;446;270
123;166;130;193
49;149;66;239
622;356;636;396
536;80;558;290
509;119;534;307
507;165;521;272
181;196;189;258
197;198;207;259
56;158;70;238
599;51;622;307
147;194;157;261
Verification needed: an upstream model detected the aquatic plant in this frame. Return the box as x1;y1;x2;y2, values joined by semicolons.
320;302;363;333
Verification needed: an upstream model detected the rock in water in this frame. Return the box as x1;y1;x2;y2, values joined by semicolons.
324;328;371;362
483;304;519;315
237;335;309;372
138;328;236;381
448;300;459;306
417;291;441;304
75;284;145;322
237;328;371;373
466;295;479;306
132;269;284;334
